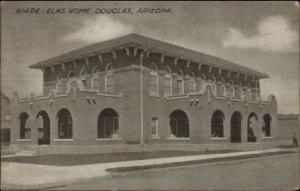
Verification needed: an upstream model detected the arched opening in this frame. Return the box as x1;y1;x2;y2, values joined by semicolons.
263;114;272;137
98;108;119;138
68;71;75;78
19;112;30;139
211;110;225;137
247;113;258;142
169;110;189;138
37;111;50;145
231;111;242;142
57;108;73;139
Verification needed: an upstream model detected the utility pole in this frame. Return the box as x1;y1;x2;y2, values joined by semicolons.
140;51;145;146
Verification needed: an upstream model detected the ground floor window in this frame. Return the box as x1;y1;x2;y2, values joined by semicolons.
57;108;73;139
98;108;119;138
151;117;159;137
211;110;225;137
169;110;189;138
19;112;30;139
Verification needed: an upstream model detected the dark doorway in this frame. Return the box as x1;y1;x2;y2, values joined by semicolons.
37;111;50;145
57;108;73;139
19;112;30;139
263;114;272;137
231;111;242;143
98;108;119;138
211;110;225;138
170;110;189;138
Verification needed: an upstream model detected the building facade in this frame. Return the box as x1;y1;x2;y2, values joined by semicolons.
10;34;278;154
1;92;11;144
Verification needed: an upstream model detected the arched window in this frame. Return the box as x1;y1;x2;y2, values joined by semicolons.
211;110;225;137
98;108;119;138
105;64;114;93
68;71;75;79
19;112;30;139
263;114;272;137
91;66;100;90
176;69;184;96
163;66;172;97
56;74;67;94
195;77;203;93
149;63;159;96
251;88;257;101
248;113;258;142
37;110;50;145
188;72;196;94
79;68;87;89
244;85;251;100
163;74;172;97
216;81;226;97
234;85;242;99
169;110;189;138
228;86;234;98
57;108;73;139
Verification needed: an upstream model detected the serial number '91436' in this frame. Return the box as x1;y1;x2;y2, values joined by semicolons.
16;8;41;14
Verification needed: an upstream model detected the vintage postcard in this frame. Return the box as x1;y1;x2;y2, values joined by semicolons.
1;1;299;190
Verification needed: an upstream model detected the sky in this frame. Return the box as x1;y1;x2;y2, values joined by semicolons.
1;1;299;114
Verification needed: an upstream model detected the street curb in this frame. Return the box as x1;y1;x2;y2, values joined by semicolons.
105;150;295;173
2;151;297;190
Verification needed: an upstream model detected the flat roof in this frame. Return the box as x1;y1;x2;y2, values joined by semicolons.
30;33;268;78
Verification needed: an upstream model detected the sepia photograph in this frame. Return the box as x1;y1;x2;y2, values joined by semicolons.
1;1;299;190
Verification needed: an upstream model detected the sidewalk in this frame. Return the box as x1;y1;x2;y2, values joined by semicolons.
0;148;292;190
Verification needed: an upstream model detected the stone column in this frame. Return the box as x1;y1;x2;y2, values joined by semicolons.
241;115;248;143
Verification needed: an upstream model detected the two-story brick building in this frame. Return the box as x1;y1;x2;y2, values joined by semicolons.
10;34;278;155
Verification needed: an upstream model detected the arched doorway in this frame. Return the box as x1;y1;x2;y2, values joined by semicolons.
231;111;242;143
37;111;50;145
169;110;189;138
57;108;73;139
98;108;119;138
211;110;225;138
263;114;272;137
247;113;258;142
19;112;30;139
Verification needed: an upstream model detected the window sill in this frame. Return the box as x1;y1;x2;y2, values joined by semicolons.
262;136;273;139
17;139;32;142
54;139;74;142
150;135;160;140
210;137;227;140
96;137;122;141
166;136;190;141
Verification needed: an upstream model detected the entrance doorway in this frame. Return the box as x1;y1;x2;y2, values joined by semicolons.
37;111;50;145
230;111;242;143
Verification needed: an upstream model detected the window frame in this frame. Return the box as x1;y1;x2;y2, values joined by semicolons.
105;72;114;93
177;78;184;96
150;117;159;137
149;71;159;96
163;74;172;97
